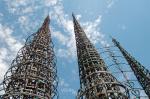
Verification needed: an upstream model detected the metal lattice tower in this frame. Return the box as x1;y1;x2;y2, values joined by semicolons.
72;14;129;99
112;38;150;98
1;16;58;99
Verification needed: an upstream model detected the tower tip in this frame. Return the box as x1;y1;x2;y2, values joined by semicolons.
72;12;76;20
45;15;50;21
109;36;115;42
111;37;120;46
72;13;79;25
72;12;75;17
42;15;50;26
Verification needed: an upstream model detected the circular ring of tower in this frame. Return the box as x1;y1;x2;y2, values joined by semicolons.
1;16;58;99
72;14;129;99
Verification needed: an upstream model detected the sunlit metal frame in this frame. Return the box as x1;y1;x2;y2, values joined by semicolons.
72;14;129;99
112;38;150;98
0;16;58;99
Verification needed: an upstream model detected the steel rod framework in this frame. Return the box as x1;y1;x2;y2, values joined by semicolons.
1;16;58;99
112;38;150;98
99;46;149;98
72;14;129;99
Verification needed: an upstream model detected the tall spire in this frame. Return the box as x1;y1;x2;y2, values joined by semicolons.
112;38;150;98
40;15;50;31
73;14;129;99
1;16;58;99
72;13;89;42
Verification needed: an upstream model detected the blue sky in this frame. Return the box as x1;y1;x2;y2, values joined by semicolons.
0;0;150;98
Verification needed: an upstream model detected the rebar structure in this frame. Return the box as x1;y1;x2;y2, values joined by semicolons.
101;46;141;98
99;45;148;98
1;16;58;99
72;14;129;99
112;38;150;98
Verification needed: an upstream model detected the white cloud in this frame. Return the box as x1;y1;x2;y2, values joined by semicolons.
4;0;29;13
0;24;23;53
57;49;69;58
0;48;9;81
53;13;109;58
3;0;110;66
4;0;40;14
106;0;120;9
76;14;82;20
0;0;129;97
59;78;77;96
83;16;103;44
0;24;23;84
47;0;108;58
18;16;28;26
59;78;69;87
9;0;28;7
18;15;42;34
4;0;108;59
106;0;119;9
22;7;34;14
61;87;77;95
45;0;58;6
52;30;68;45
106;0;114;8
4;0;60;15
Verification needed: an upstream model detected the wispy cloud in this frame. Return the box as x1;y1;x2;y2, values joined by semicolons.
0;24;23;82
0;48;8;81
53;15;109;58
45;0;58;6
106;0;119;8
0;24;23;53
48;0;109;59
0;0;117;97
59;78;77;96
3;0;110;59
52;30;68;45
